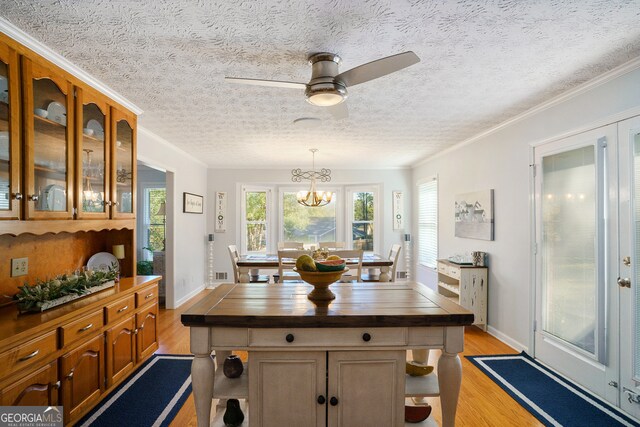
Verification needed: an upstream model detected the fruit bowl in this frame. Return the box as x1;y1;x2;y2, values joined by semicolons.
294;267;349;302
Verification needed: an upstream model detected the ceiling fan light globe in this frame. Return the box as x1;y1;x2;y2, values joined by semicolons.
306;92;344;107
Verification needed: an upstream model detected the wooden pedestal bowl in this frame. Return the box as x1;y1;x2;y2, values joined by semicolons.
294;267;349;302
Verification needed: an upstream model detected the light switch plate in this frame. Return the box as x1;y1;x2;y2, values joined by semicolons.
11;257;28;277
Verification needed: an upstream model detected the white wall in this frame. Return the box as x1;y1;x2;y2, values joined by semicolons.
207;168;412;282
412;62;640;352
137;126;208;308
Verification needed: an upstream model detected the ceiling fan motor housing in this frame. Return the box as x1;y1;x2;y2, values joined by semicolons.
305;52;347;106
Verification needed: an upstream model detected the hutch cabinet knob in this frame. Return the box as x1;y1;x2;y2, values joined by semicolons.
28;195;39;202
285;333;294;343
12;193;23;200
329;396;339;406
362;333;371;342
317;395;326;405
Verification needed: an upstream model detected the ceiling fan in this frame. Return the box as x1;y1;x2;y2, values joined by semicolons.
225;51;420;119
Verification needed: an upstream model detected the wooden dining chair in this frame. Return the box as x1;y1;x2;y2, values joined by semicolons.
228;245;269;283
277;249;310;282
318;241;346;249
277;241;305;250
362;244;402;282
329;249;363;282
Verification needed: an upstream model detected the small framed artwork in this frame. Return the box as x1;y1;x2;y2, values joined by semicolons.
215;192;226;232
183;192;203;214
454;189;494;240
393;191;404;230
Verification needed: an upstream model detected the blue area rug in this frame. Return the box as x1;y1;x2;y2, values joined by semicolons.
77;354;194;427
466;352;640;427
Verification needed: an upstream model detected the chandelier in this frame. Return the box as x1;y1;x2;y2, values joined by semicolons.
291;148;333;207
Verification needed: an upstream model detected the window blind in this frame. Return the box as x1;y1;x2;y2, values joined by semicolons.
418;178;437;269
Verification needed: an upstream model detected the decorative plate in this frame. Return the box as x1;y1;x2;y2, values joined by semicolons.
87;252;119;272
0;76;7;104
86;119;104;138
46;101;67;125
43;184;65;211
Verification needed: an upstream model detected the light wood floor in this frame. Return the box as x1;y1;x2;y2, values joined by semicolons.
160;289;543;427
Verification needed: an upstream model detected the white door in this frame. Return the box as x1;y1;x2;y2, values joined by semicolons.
618;116;640;418
533;124;620;404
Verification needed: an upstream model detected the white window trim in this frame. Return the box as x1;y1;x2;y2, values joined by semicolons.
240;185;273;254
345;185;381;254
278;185;342;246
417;177;438;269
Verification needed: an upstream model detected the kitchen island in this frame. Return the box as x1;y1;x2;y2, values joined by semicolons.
181;282;474;427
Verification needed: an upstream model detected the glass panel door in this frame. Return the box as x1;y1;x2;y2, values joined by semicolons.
114;119;133;215
79;101;107;215
32;78;68;213
0;44;19;219
0;60;9;211
534;124;617;403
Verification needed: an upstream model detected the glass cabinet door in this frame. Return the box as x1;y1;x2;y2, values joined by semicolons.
76;87;109;219
111;108;136;218
23;58;74;219
0;42;20;220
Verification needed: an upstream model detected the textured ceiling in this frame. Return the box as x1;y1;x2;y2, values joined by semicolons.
2;0;640;169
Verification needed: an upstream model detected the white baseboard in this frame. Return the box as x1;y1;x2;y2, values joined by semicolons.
486;325;529;354
174;283;207;308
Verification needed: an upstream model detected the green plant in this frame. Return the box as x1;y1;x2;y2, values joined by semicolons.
13;265;118;313
137;260;153;275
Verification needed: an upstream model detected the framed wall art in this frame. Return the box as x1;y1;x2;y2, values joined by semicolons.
215;192;227;232
454;189;494;240
183;192;203;214
393;191;404;230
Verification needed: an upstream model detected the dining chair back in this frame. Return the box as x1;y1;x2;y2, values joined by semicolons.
318;241;346;250
277;241;305;250
228;245;269;284
277;249;311;282
329;249;364;282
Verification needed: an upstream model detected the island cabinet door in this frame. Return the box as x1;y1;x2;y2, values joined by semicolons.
0;361;59;406
327;350;405;427
59;333;105;423
249;351;326;427
105;314;135;387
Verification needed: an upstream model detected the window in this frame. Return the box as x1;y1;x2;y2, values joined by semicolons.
346;186;379;253
352;191;374;251
281;190;337;246
142;188;166;259
241;187;270;253
418;178;438;268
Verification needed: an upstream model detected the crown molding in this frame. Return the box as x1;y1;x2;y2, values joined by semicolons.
0;16;143;115
412;56;640;167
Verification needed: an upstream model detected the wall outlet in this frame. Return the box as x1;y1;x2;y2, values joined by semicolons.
11;257;28;277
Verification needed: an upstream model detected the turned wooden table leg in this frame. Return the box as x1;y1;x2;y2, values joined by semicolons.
439;326;464;427
191;328;214;427
238;267;250;283
379;266;391;282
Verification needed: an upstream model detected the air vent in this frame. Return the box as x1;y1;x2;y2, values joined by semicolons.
215;272;228;280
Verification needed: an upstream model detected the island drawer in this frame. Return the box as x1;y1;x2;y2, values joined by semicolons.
105;295;135;324
0;331;57;379
248;327;408;347
60;309;104;347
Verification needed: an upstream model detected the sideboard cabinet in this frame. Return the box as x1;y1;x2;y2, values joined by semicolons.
437;259;488;331
0;276;159;425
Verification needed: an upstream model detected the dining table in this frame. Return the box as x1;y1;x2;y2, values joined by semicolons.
236;253;395;283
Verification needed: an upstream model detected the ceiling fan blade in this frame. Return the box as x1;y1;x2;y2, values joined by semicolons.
326;101;349;120
335;51;420;87
224;77;306;90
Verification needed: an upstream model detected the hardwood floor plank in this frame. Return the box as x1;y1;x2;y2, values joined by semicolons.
159;289;541;426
